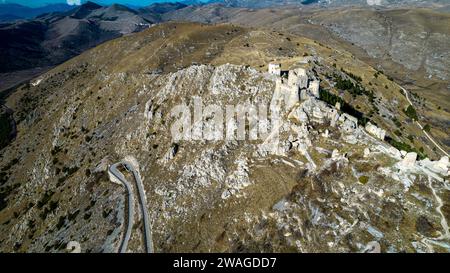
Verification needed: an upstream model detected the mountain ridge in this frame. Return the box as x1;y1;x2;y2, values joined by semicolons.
0;1;191;92
209;0;449;8
0;3;74;22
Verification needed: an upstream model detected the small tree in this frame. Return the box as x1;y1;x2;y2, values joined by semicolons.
404;105;418;121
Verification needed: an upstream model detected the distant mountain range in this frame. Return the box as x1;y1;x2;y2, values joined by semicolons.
0;0;448;92
1;2;141;73
1;0;447;23
0;1;190;91
0;1;205;23
208;0;449;8
0;3;74;22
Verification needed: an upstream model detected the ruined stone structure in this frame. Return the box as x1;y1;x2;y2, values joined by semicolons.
335;102;341;110
273;78;300;110
268;63;281;76
365;122;386;140
267;62;449;193
269;63;363;140
436;156;449;172
308;80;320;99
339;113;358;133
288;68;308;89
329;108;340;127
419;156;450;176
398;152;417;169
269;64;322;109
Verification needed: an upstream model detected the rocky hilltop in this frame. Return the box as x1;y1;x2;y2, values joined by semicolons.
0;22;448;253
165;5;450;151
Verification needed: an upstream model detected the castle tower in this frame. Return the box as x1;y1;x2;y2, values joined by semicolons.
296;68;308;89
273;78;299;110
309;80;320;98
287;68;308;89
268;63;281;76
288;70;298;87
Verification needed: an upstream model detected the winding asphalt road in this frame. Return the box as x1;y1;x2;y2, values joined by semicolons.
109;163;135;253
109;161;154;253
122;161;154;253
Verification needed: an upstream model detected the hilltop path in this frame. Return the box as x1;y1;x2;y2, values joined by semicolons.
400;86;449;158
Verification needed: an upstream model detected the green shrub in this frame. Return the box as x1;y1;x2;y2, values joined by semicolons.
392;118;402;128
404;105;418;121
359;176;369;184
386;137;427;160
56;216;67;229
319;89;371;126
37;190;54;209
0;184;19;212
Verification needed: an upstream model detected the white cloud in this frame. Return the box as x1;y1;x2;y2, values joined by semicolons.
67;0;82;5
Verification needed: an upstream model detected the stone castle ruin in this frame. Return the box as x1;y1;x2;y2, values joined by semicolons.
265;62;448;176
268;63;281;76
268;62;385;140
269;63;320;110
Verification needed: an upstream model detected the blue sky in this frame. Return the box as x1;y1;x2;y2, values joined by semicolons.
1;0;206;7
